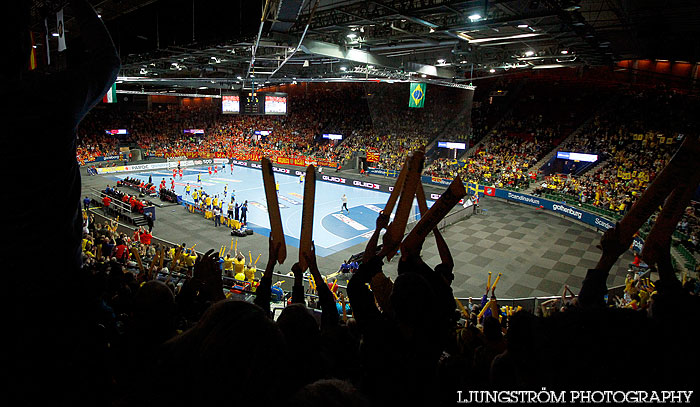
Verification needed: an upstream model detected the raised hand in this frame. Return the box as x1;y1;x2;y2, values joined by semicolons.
268;235;282;267
597;223;632;260
376;211;390;230
302;242;319;274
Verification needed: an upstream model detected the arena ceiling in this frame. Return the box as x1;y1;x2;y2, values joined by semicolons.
32;0;700;94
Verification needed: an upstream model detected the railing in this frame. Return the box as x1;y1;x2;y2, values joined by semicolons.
542;191;623;221
94;188;133;215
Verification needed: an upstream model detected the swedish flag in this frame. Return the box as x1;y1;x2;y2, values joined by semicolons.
409;82;426;108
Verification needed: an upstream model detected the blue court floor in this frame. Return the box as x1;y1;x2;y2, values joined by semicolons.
108;165;424;257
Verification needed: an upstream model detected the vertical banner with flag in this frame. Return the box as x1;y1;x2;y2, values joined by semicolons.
103;83;117;103
29;32;37;70
408;82;426;108
56;9;66;52
44;18;51;65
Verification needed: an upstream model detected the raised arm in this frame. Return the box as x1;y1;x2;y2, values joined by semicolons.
290;262;306;305
254;236;280;317
433;228;455;284
578;225;629;308
363;212;390;263
304;244;339;330
347;256;384;327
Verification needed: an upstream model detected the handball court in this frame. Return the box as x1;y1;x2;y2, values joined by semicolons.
82;165;633;298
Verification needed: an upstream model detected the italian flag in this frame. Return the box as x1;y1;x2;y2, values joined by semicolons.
103;83;117;103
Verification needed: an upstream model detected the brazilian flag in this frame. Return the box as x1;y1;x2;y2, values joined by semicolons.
409;82;426;108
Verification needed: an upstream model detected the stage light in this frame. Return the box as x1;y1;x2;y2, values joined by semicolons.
489;68;496;73
524;50;535;56
560;50;569;54
346;33;357;39
468;14;481;21
517;24;529;28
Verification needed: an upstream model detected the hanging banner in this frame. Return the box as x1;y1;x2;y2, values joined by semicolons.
44;18;51;64
56;9;66;52
103;83;117;103
408;82;426;108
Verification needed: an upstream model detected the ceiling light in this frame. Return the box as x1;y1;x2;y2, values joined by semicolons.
237;76;242;80
468;14;482;21
467;33;541;44
340;66;347;71
437;58;446;64
346;33;357;39
250;74;255;78
532;64;566;69
489;68;496;73
429;28;435;33
560;50;569;54
198;86;207;89
524;50;535;56
52;33;59;37
421;74;427;78
460;60;468;64
517;24;529;28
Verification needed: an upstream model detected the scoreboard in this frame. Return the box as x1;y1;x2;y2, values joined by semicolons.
222;92;287;115
242;92;263;114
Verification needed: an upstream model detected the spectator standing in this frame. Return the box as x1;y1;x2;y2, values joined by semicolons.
145;212;154;232
213;206;221;227
240;201;248;224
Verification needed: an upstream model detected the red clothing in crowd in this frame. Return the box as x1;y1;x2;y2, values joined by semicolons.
114;244;128;259
102;196;111;207
140;231;152;245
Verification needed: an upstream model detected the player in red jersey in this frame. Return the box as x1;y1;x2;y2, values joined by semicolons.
208;166;212;176
214;165;218;174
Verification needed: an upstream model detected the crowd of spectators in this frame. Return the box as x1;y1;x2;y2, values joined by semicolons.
67;200;700;406
424;80;602;188
538;89;700;215
77;82;477;172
